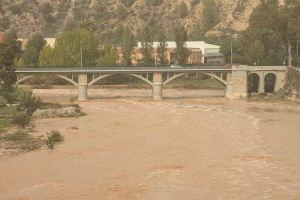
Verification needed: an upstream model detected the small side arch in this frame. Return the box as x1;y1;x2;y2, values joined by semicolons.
264;73;277;93
247;73;260;93
88;74;153;87
16;75;78;87
163;72;228;86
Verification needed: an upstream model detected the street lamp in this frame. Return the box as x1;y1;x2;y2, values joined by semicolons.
230;40;233;66
154;50;158;67
80;27;83;69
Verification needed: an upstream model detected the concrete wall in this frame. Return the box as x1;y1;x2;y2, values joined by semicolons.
285;67;300;100
227;65;248;98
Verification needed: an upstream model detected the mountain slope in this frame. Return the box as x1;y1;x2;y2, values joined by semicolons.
0;0;261;38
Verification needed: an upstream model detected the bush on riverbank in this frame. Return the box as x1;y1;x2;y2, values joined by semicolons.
0;88;83;155
18;89;42;115
45;130;64;149
0;130;44;154
13;113;31;128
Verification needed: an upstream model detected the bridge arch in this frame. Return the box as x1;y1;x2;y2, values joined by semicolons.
16;75;78;87
264;73;277;93
163;72;228;86
88;74;153;87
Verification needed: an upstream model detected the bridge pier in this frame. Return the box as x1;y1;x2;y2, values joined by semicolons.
78;74;88;101
229;66;248;98
258;73;265;94
225;82;234;98
152;73;163;100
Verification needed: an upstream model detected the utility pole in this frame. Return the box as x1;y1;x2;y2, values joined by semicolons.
288;40;292;67
80;18;83;68
80;34;83;69
297;40;299;57
296;40;299;67
230;40;233;66
154;49;157;67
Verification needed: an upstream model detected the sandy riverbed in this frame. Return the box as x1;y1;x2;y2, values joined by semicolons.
1;88;300;200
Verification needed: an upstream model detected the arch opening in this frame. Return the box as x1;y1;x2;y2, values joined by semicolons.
163;73;227;88
88;74;153;87
163;73;227;98
264;73;276;93
248;73;260;93
16;75;78;87
87;73;153;99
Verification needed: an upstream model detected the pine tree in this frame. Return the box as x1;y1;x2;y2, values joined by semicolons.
39;45;55;67
157;27;168;65
122;28;136;66
174;25;189;65
0;31;21;94
177;1;188;18
140;26;154;65
100;44;117;66
22;34;46;66
53;29;99;67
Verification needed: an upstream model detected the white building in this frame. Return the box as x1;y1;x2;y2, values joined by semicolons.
137;41;223;64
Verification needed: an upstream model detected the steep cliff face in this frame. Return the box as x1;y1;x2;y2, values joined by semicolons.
216;0;260;32
0;0;261;38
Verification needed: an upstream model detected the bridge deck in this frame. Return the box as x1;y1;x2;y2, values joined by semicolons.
15;66;233;74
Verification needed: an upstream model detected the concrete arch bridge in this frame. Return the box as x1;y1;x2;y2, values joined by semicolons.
15;65;287;101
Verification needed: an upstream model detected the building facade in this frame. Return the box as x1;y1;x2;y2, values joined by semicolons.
133;41;223;65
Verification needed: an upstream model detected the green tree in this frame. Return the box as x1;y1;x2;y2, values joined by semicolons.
177;1;188;18
156;27;168;65
22;34;46;66
100;44;117;66
232;0;300;66
22;47;39;66
174;25;189;65
140;26;154;65
53;29;99;67
38;45;55;67
121;28;136;66
0;31;21;94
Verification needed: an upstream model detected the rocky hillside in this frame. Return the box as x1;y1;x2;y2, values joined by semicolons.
0;0;262;38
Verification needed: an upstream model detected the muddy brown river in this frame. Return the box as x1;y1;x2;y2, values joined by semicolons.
1;88;300;200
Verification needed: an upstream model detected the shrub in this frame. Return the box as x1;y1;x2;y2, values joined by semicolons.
13;113;31;127
45;130;64;149
19;89;41;115
0;130;44;153
0;86;21;103
1;130;29;141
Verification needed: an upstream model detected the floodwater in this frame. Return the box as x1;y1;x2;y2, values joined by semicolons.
1;88;300;200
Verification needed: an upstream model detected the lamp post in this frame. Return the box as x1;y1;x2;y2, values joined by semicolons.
297;40;299;57
288;40;292;67
230;40;233;66
80;27;83;69
154;50;158;67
